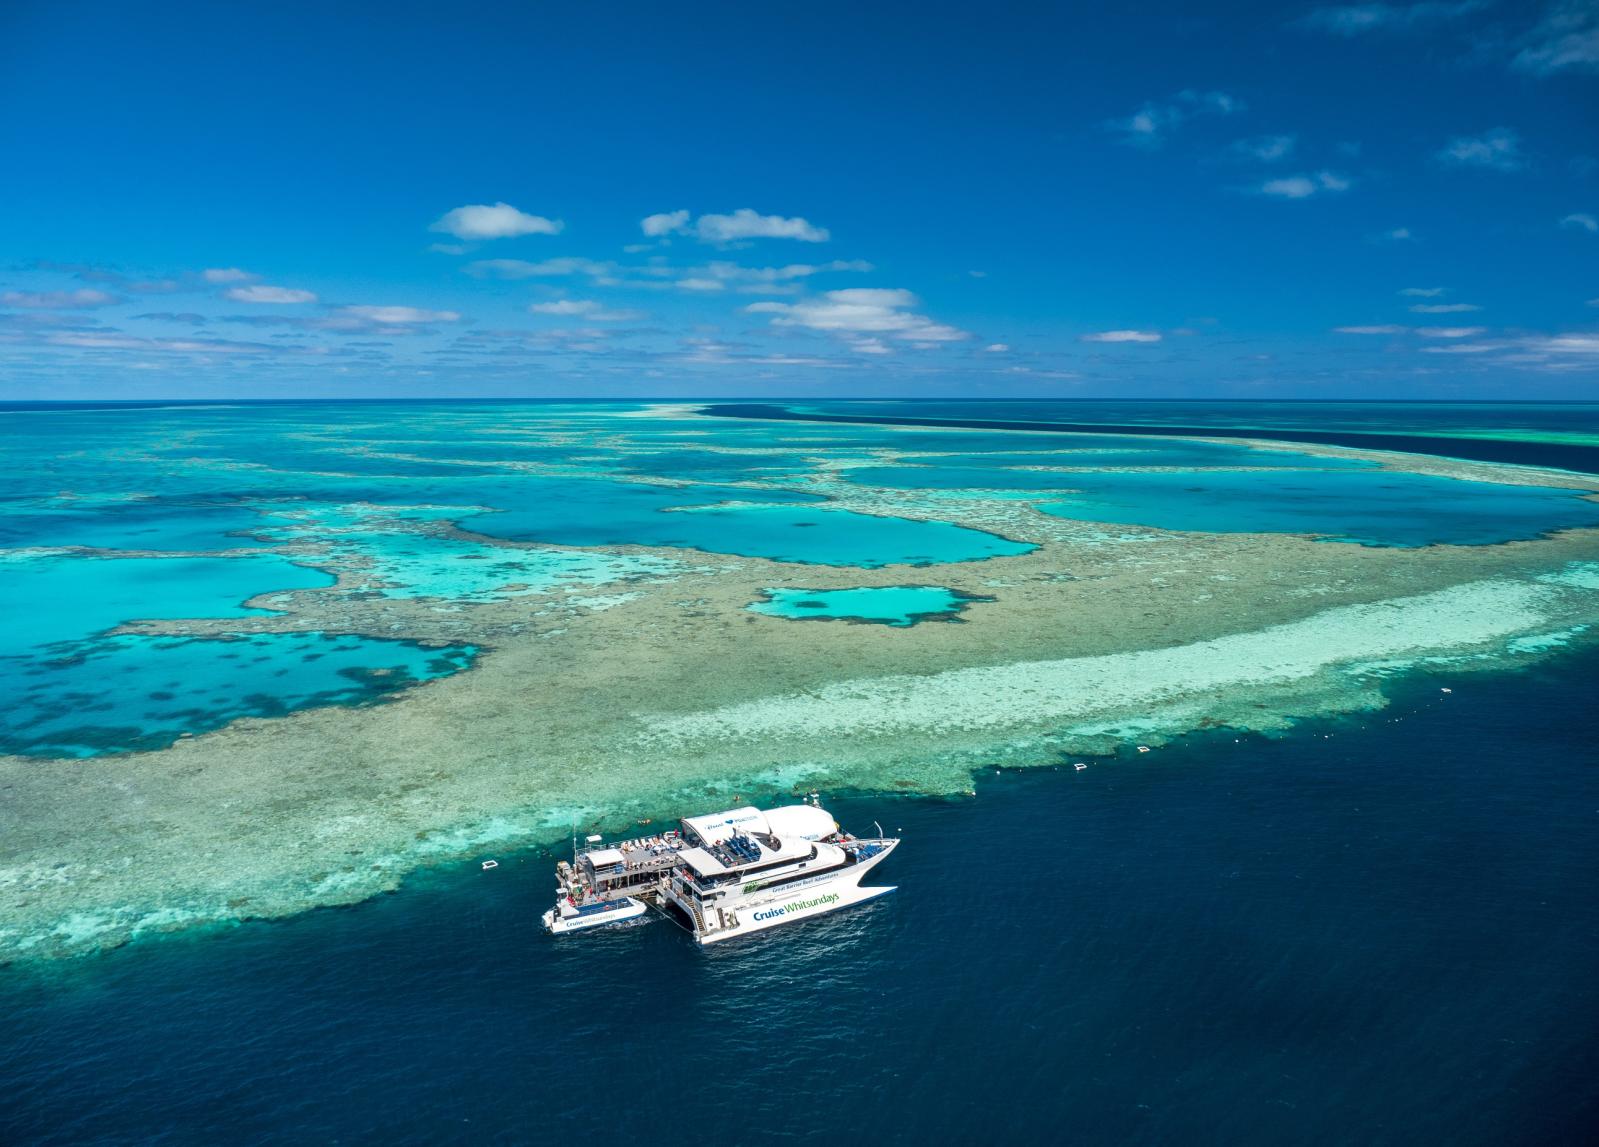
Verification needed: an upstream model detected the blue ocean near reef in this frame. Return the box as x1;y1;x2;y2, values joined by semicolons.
2;399;1599;1144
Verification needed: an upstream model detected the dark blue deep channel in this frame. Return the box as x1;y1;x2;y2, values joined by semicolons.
3;652;1597;1145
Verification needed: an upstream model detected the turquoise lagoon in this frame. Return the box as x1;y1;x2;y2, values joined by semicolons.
749;585;990;626
0;632;475;758
6;401;1599;759
1031;469;1599;547
0;550;473;757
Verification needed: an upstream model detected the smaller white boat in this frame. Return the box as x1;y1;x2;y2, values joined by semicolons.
541;895;647;934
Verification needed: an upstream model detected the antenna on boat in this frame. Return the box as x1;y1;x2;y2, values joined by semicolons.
874;820;884;839
571;815;578;864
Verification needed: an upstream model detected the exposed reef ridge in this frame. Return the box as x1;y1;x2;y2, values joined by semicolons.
4;402;1599;962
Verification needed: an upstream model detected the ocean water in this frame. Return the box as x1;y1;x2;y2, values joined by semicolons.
2;653;1595;1145
748;584;988;626
0;632;476;758
4;400;1599;1142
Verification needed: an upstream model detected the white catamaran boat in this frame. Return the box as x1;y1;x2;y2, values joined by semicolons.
541;801;898;944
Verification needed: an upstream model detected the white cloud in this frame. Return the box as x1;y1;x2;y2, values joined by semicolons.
201;267;256;284
1;288;118;309
747;287;966;343
1334;324;1407;334
1376;227;1415;241
1513;3;1599;75
224;284;317;304
1260;170;1353;198
1232;134;1297;161
1539;333;1599;354
697;259;871;286
985;343;1010;353
1110;90;1244;147
694;209;829;243
339;305;460;324
430;202;563;240
674;278;725;291
1296;2;1486;36
464;257;614;279
428;243;468;255
641;210;691;237
1081;329;1162;343
1400;286;1446;296
1417;326;1487;337
1411;302;1481;313
527;299;644;321
1561;212;1599;232
1437;128;1524;171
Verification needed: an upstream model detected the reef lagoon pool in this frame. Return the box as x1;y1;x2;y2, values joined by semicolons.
747;584;991;626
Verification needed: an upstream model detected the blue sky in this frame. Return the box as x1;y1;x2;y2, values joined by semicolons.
2;0;1596;400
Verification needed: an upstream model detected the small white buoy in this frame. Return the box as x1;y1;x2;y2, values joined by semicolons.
481;859;499;870
1074;763;1087;772
1441;687;1452;694
1137;745;1150;754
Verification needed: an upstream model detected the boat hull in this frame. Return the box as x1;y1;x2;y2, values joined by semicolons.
696;839;898;945
543;896;647;934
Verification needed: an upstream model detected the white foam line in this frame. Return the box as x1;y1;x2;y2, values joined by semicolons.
646;578;1577;743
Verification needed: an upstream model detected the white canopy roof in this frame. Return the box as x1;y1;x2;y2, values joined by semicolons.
584;847;625;867
679;804;836;845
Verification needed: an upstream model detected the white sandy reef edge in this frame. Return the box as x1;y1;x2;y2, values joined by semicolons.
645;574;1595;745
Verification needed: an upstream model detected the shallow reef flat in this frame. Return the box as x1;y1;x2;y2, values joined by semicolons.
3;403;1599;961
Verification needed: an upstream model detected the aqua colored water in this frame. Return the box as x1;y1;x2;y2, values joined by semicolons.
0;632;476;758
742;399;1599;472
0;551;332;654
1034;469;1599;547
749;584;988;626
315;527;682;603
0;503;273;552
4;653;1596;1144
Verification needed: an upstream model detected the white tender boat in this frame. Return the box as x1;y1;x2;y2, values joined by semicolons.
541;801;898;944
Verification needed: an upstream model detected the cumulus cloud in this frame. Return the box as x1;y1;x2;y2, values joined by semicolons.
1260;170;1353;198
1417;326;1487;337
747;287;966;345
985;343;1010;353
675;278;724;291
1295;2;1486;36
1110;90;1244;147
339;305;460;324
430;202;563;240
1334;324;1408;334
224;284;317;304
1411;302;1482;312
1437;128;1524;171
464;257;615;279
527;299;644;321
641;210;691;237
1;288;118;309
1513;2;1599;75
642;208;829;243
694;209;830;243
1560;212;1598;231
201;267;256;284
1081;329;1162;343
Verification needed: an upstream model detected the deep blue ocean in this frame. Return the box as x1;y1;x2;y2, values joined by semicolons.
3;400;1598;1144
3;654;1596;1145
